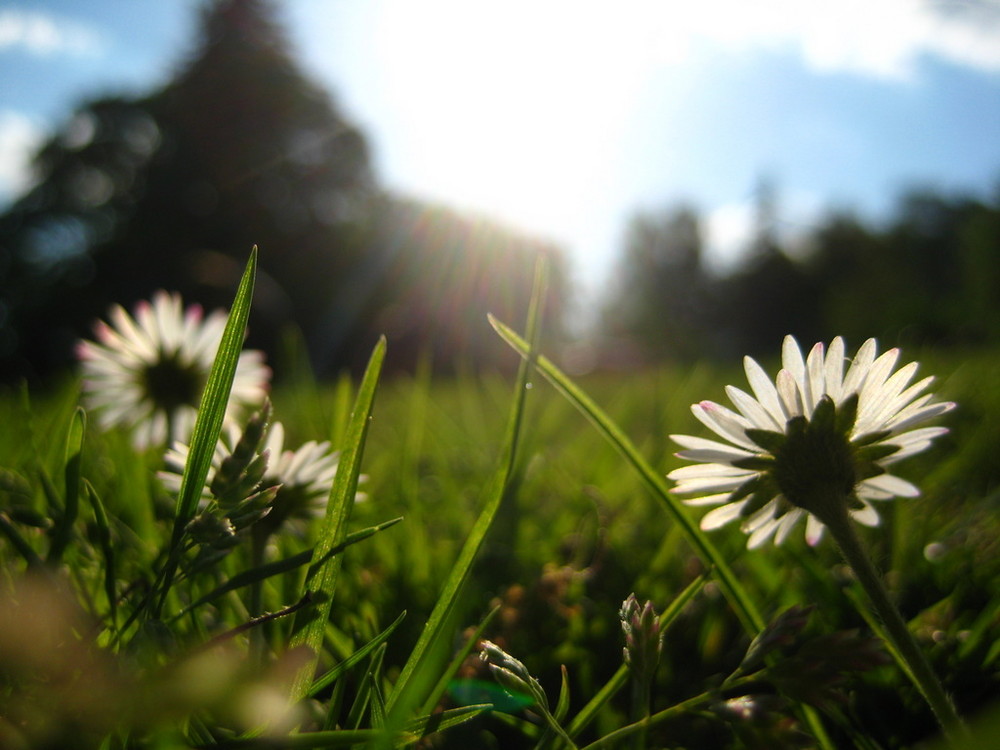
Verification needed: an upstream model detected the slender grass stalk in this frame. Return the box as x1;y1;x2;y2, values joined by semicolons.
488;318;762;633
577;675;758;750
248;527;269;664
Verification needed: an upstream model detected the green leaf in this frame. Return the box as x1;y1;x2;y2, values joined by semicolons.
154;247;258;616
287;335;387;703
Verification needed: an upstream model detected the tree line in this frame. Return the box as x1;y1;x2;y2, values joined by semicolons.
1;0;995;383
599;182;1000;366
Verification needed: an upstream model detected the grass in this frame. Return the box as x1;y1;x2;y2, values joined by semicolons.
0;274;998;747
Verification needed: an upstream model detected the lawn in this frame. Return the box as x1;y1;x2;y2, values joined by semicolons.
1;270;998;748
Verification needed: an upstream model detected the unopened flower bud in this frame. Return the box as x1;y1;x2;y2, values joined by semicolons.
620;593;663;676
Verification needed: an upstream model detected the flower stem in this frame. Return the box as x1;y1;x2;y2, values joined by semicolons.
629;678;651;750
822;502;966;744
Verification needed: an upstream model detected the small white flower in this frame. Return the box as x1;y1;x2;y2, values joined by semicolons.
160;420;345;527
77;291;270;448
668;336;955;548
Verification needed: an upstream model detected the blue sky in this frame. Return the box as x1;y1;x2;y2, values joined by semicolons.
2;0;1000;304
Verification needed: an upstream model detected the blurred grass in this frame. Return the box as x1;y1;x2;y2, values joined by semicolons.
1;343;998;747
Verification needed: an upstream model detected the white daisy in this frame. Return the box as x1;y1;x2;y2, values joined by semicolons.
668;336;955;548
160;420;344;531
77;291;270;449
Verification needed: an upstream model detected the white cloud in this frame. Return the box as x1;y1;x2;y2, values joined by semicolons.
0;111;44;202
0;8;104;57
637;0;1000;80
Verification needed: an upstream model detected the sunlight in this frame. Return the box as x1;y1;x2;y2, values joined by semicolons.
371;2;656;236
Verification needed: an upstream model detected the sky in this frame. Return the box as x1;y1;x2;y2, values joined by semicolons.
2;0;1000;307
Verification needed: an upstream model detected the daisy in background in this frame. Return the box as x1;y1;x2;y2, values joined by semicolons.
669;335;965;738
669;335;954;548
78;291;270;449
160;417;349;537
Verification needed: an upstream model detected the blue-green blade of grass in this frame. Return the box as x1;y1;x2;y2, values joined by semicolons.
382;259;547;726
309;610;408;698
488;315;763;635
174;517;402;622
450;680;535;715
288;336;386;703
154;247;258;617
47;405;85;563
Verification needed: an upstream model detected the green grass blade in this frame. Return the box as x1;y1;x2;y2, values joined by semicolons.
309;610;408;698
382;259;548;724
554;665;571;723
0;512;42;567
174;517;402;621
202;705;492;749
154;247;258;616
288;336;387;703
47;406;85;563
347;643;387;729
83;479;117;627
488;316;764;635
417;604;501;717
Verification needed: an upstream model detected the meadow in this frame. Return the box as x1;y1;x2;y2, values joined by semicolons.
1;261;998;748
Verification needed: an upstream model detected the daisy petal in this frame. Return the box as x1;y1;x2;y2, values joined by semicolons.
701;500;749;531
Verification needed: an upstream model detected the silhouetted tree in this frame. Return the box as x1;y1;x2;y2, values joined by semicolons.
803;189;1000;349
0;0;573;382
601;204;713;363
717;179;822;356
0;0;374;380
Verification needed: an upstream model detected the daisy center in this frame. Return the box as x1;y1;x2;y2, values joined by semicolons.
141;352;205;413
771;418;858;514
